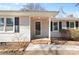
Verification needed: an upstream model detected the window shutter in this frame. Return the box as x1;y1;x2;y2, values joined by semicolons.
59;21;62;30
51;21;53;31
66;21;69;28
15;17;19;33
75;21;78;28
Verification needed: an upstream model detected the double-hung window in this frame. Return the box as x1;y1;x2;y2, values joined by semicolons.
53;22;58;31
6;18;14;32
69;22;74;28
51;22;61;31
0;17;19;33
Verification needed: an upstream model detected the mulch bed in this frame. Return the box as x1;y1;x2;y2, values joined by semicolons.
0;42;29;55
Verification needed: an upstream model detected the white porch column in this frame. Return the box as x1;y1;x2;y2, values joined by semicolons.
29;16;31;42
49;17;51;41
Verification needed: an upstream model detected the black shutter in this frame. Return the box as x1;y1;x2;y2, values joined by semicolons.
15;17;19;33
66;21;69;28
75;21;78;28
51;21;53;31
59;21;62;30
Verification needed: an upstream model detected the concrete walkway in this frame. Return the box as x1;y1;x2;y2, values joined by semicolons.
26;43;79;51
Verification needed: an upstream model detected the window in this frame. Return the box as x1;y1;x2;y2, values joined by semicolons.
66;21;79;29
0;18;4;31
51;21;62;31
70;22;74;28
53;22;58;30
6;18;13;31
15;17;19;33
0;17;17;33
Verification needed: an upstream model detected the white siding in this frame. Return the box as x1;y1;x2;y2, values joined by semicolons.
19;16;30;42
62;21;67;29
51;32;61;37
42;19;49;38
51;19;79;38
0;16;30;42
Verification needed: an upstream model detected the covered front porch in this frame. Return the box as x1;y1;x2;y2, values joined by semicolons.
27;11;58;43
30;16;51;44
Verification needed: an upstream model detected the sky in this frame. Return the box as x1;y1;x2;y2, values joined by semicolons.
0;3;79;17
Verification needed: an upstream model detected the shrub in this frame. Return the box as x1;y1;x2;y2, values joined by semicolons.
59;29;71;39
69;29;79;41
59;29;79;41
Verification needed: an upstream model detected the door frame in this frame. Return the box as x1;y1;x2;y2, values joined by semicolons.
34;20;42;37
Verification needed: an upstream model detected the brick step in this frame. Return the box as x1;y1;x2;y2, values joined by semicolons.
31;40;51;44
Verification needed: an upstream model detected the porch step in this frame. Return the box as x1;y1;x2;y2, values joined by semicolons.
31;38;51;44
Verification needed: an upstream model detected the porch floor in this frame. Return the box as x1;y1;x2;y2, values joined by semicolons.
31;38;51;44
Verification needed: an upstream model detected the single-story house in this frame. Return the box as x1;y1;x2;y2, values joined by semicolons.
0;10;79;42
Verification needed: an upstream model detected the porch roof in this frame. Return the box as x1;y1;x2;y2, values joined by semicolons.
0;10;59;17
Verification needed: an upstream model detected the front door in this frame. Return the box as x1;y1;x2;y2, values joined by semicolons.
35;22;41;37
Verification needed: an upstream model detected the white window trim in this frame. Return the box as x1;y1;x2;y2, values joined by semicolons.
52;21;59;32
0;17;15;33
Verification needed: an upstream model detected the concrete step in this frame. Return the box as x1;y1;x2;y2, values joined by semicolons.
31;39;51;44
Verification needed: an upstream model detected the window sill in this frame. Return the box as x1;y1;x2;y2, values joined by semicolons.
51;31;59;32
0;31;15;34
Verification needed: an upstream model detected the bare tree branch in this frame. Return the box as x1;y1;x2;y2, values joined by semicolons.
21;3;45;11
